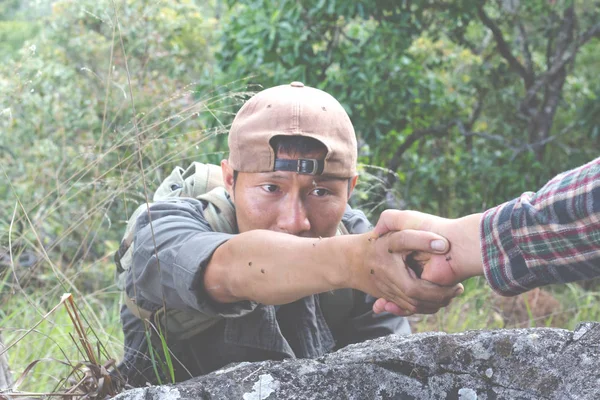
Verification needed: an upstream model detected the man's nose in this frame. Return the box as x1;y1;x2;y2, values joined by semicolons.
276;196;311;235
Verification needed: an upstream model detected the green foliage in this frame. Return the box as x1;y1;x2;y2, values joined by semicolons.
215;0;454;149
211;0;600;218
0;0;228;270
0;0;24;20
0;21;40;60
0;1;232;392
412;278;600;333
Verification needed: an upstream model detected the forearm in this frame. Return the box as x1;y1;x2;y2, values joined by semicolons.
205;230;360;305
447;213;484;280
207;227;461;314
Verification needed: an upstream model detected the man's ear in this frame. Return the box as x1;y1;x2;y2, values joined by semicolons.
221;159;235;202
348;174;359;198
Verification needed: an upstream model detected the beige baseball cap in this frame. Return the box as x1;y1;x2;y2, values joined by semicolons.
228;82;357;178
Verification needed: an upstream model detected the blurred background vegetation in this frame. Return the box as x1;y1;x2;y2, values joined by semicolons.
0;0;599;396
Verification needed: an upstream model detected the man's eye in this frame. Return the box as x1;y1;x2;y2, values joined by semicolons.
311;188;330;197
261;184;279;193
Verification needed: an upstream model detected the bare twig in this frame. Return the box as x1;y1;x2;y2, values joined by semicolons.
63;294;97;365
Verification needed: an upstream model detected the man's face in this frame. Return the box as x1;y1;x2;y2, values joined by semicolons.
222;149;358;238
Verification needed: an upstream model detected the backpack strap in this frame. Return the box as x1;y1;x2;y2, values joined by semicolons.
197;187;238;234
336;220;349;236
153;162;224;201
114;203;150;291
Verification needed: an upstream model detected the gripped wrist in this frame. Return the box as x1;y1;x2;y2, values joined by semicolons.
345;232;372;291
454;213;485;280
325;233;366;290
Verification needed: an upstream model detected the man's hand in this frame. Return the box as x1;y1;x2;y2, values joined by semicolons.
347;230;464;316
371;210;484;315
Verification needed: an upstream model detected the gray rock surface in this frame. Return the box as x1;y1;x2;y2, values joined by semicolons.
114;322;600;399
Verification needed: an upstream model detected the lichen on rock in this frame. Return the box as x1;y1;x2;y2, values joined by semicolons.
114;323;600;400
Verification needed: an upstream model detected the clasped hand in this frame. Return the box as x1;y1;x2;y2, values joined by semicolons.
360;210;483;316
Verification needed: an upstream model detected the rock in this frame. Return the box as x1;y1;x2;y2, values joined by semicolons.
114;323;600;400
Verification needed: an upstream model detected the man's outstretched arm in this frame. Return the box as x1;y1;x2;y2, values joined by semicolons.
480;156;600;295
373;155;600;314
205;227;462;315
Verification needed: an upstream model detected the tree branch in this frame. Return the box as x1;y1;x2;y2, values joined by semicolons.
477;3;534;88
546;19;556;70
387;123;455;174
520;8;587;113
578;20;600;46
387;91;487;178
510;121;576;160
340;29;360;46
552;6;576;61
444;22;480;54
517;20;534;77
466;92;485;131
461;130;512;146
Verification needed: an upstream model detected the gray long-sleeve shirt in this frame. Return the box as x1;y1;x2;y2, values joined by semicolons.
119;197;410;386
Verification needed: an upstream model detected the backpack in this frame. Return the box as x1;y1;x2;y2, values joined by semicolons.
114;162;351;340
114;162;232;291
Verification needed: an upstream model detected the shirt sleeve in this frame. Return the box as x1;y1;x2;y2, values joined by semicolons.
481;157;600;296
342;204;373;233
128;197;258;318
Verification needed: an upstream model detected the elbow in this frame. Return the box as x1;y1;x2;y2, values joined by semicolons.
203;261;241;304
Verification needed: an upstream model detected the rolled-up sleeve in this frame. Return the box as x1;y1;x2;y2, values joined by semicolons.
128;198;257;318
481;157;600;296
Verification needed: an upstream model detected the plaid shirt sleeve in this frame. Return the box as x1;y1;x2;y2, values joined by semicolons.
481;156;600;296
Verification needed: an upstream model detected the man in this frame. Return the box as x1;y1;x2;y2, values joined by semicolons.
118;82;461;385
372;156;600;315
